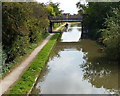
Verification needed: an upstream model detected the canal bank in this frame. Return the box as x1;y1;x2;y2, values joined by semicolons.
31;23;119;94
1;24;65;95
8;34;60;94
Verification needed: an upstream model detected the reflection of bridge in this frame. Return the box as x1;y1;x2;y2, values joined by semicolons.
48;15;83;33
55;42;82;51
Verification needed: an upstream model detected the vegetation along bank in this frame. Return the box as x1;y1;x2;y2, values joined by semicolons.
77;2;120;60
1;2;62;78
6;33;61;94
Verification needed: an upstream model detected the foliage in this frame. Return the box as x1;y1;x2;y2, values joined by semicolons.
2;2;63;77
99;9;120;60
77;2;120;60
76;2;87;15
47;2;62;16
8;33;60;94
1;2;56;75
0;44;3;78
77;2;120;38
47;5;55;16
2;2;49;63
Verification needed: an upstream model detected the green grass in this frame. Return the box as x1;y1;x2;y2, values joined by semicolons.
8;33;60;94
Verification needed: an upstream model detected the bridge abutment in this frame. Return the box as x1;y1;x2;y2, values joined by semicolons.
48;21;53;33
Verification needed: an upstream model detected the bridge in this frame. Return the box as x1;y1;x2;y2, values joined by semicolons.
48;15;83;33
49;15;83;23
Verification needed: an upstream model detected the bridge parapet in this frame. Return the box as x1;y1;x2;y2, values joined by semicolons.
49;15;83;21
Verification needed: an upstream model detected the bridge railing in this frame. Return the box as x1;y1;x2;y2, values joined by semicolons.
48;16;83;20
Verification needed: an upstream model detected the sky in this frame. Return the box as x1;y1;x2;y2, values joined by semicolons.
36;0;87;15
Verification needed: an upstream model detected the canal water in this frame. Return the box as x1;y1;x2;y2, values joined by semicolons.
31;23;119;94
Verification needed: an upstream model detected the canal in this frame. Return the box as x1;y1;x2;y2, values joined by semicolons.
31;23;119;94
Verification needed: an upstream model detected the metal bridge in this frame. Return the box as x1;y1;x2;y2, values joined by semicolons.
48;15;83;33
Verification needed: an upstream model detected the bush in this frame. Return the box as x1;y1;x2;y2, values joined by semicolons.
100;9;120;60
2;2;49;64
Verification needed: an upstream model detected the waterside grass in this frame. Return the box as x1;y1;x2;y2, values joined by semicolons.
8;33;60;94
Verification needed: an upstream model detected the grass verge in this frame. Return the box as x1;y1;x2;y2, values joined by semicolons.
8;33;60;94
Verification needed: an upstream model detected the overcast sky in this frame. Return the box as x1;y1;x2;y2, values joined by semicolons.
36;0;86;15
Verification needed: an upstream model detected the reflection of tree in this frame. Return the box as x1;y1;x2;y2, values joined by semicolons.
80;40;119;94
68;28;72;31
31;86;41;94
77;28;81;31
49;42;82;60
49;44;61;60
70;22;81;27
81;58;118;89
31;64;50;94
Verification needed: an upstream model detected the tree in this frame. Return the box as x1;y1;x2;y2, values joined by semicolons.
76;2;120;60
100;8;120;60
47;2;62;16
2;2;49;63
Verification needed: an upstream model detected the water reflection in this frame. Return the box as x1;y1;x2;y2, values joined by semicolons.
68;28;72;32
62;27;68;32
50;40;119;94
79;40;119;94
61;23;81;42
31;23;119;94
